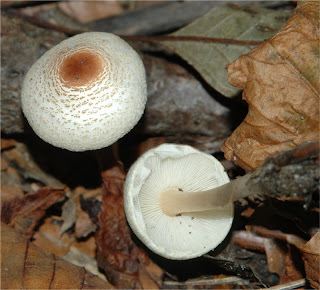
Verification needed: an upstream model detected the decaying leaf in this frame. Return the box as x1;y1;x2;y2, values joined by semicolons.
1;183;24;203
1;186;66;237
62;244;105;281
73;186;101;238
297;233;320;289
222;0;320;171
282;245;305;284
1;223;114;289
33;216;74;257
58;1;123;23
1;139;63;192
249;226;320;288
96;165;164;289
264;238;287;280
162;4;290;97
59;195;77;236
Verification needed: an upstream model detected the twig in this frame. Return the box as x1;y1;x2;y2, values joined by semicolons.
9;10;262;46
232;231;266;252
7;9;86;35
262;278;306;290
163;276;248;287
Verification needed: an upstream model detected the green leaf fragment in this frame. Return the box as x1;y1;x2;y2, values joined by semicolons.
162;5;290;97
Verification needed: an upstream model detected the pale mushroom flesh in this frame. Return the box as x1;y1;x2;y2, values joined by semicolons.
124;143;234;260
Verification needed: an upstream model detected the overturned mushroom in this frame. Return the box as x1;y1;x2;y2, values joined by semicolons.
21;32;147;152
124;143;234;260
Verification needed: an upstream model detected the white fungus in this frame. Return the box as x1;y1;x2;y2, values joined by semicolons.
124;143;234;260
21;32;147;151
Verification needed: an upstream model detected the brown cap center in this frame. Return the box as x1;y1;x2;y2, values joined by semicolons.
59;50;104;87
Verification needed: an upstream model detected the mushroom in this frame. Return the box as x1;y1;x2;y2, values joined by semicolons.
21;32;147;152
124;143;234;260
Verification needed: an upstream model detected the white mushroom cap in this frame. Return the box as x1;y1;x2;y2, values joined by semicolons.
124;143;233;260
21;32;147;151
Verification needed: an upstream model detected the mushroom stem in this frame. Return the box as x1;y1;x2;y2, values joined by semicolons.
159;172;258;216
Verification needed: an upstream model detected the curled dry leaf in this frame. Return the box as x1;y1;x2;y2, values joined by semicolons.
96;165;164;289
295;233;320;289
1;186;66;238
1;223;114;289
222;0;319;171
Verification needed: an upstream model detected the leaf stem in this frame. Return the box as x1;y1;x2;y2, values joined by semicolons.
120;35;262;46
11;10;262;46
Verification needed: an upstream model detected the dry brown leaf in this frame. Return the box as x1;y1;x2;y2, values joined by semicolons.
249;226;320;288
1;139;63;192
72;235;97;259
296;233;320;289
33;216;74;257
1;183;24;203
73;186;101;238
58;1;123;23
282;245;305;284
1;138;16;150
75;209;97;238
1;223;114;289
96;165;164;289
222;0;319;171
1;156;9;171
1;187;66;237
59;196;77;236
264;238;287;280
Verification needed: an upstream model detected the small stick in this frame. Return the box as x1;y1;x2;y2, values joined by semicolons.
163;276;248;287
265;278;306;290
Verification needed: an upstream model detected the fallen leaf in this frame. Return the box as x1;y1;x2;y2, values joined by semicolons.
0;156;9;171
58;1;123;23
162;4;290;97
33;216;74;257
222;0;320;171
249;226;320;288
297;233;320;289
264;238;286;280
1;186;66;237
1;138;16;150
1;140;63;192
72;235;97;259
282;245;305;283
73;186;101;238
1;223;114;289
138;262;163;290
211;234;277;286
59;195;77;237
63;245;105;282
96;165;164;289
1;183;24;203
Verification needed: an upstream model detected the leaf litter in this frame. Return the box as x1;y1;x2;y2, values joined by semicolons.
1;0;319;289
162;4;290;97
221;0;319;171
